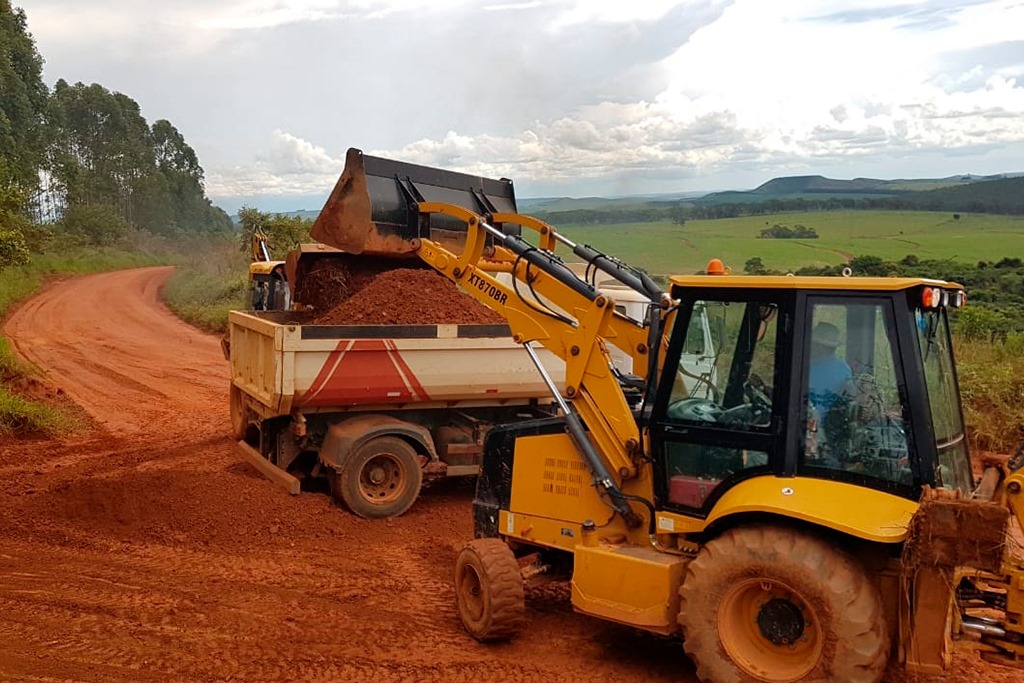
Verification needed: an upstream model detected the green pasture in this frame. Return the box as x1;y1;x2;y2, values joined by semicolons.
555;211;1024;276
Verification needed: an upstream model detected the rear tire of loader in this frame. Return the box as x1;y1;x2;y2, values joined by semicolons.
678;524;889;683
454;538;525;642
332;436;422;519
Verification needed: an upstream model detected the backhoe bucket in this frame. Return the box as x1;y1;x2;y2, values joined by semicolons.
310;148;518;256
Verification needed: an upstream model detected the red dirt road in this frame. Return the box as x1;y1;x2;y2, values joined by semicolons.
0;267;1012;683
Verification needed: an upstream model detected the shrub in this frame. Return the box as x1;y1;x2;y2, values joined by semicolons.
59;204;133;246
956;333;1024;453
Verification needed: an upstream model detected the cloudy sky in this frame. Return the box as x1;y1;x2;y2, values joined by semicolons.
18;0;1024;212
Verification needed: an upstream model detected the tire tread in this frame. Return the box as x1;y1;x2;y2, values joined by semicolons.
678;524;889;683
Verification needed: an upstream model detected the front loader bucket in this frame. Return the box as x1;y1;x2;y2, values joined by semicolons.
311;148;518;256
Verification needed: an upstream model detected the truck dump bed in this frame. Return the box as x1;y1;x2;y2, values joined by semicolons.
229;310;564;418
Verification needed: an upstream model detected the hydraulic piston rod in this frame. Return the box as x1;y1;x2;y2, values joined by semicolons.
522;342;641;528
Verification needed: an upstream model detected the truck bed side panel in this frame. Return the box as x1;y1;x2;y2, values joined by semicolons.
229;312;565;417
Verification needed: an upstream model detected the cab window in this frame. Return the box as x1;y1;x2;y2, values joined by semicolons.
801;300;912;486
667;300;778;429
659;298;781;509
916;308;973;492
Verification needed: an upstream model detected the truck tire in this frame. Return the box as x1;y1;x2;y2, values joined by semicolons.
331;436;423;518
454;538;525;641
678;524;889;683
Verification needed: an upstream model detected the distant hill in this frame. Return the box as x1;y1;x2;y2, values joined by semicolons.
912;176;1024;213
520;191;705;213
230;209;320;224
695;173;1019;205
521;173;1024;215
234;172;1024;225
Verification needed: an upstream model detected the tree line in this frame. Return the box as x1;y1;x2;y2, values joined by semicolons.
533;184;1024;228
1;1;231;269
744;253;1024;337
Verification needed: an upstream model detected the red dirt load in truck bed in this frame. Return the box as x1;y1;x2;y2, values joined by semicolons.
313;268;505;326
0;267;1013;683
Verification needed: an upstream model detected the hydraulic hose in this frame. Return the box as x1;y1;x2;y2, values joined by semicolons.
549;232;663;301
480;222;597;300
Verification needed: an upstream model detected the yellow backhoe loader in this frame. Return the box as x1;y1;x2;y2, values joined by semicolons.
310;148;1024;682
247;226;290;311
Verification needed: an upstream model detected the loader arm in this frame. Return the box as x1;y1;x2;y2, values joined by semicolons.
412;201;662;516
307;148;665;527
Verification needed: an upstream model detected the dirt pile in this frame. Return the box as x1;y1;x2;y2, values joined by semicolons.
313;268;505;326
292;257;354;313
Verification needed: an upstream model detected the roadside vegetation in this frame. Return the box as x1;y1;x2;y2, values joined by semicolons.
161;208;313;334
956;335;1024;453
161;236;248;334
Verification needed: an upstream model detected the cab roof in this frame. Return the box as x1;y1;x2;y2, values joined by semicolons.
667;274;964;291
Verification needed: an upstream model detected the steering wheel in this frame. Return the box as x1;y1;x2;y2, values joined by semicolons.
743;375;772;423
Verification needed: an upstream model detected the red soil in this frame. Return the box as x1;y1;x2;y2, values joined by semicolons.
313;268;504;326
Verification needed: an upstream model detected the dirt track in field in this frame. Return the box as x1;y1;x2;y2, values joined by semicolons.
0;267;1013;683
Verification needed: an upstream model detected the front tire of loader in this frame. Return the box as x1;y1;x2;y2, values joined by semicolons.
454;538;525;641
332;436;423;519
678;524;889;683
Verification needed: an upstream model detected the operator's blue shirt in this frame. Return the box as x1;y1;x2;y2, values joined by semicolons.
809;355;851;412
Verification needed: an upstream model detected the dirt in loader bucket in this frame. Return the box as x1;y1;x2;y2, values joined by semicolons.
310;148;518;257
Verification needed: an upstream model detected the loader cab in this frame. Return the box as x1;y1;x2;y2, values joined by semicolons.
649;275;972;516
248;261;290;311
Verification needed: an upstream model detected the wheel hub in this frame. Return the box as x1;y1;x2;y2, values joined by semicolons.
358;453;406;503
459;564;485;622
717;578;822;682
756;598;805;646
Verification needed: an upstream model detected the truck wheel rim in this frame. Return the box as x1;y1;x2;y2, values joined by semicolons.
717;578;822;682
457;562;485;623
358;453;406;504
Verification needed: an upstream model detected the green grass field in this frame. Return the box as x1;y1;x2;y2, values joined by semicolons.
556;211;1024;275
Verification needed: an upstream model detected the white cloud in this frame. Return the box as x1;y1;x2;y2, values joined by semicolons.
483;1;545;11
21;0;1024;203
355;0;1024;191
209;130;345;195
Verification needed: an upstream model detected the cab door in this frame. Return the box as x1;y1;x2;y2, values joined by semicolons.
650;290;792;515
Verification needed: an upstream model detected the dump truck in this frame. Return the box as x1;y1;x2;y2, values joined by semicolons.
305;148;1024;682
227;158;571;518
228;309;565;518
